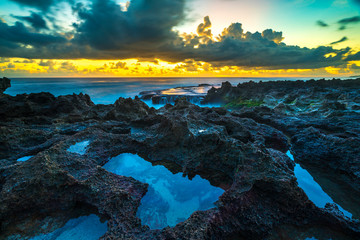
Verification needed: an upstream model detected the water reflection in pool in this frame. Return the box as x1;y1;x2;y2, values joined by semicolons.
29;214;107;240
67;141;90;155
17;156;33;162
286;151;352;218
103;153;224;229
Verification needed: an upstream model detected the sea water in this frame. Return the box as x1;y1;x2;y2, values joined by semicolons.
4;77;319;105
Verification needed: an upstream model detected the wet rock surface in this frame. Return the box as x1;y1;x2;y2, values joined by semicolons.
0;78;360;239
139;84;215;105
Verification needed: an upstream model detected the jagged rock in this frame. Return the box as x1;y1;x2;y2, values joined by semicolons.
0;79;360;239
139;84;214;105
0;77;11;93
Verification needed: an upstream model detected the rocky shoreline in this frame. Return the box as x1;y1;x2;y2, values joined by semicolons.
139;84;216;105
0;77;360;239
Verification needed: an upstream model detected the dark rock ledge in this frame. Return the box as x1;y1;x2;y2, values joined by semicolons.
0;78;359;239
0;77;11;93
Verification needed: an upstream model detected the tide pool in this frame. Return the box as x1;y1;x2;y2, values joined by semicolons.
286;151;352;218
103;153;224;229
17;156;33;162
67;141;90;155
29;214;107;240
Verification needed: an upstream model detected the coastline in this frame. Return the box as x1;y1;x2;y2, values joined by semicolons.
0;77;360;239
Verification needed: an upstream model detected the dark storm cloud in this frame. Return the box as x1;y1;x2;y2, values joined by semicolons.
12;12;48;30
165;20;348;69
9;0;71;11
168;25;351;69
0;21;66;48
72;0;186;51
0;0;358;70
346;52;360;61
338;16;360;30
330;37;348;45
261;29;284;44
316;20;328;27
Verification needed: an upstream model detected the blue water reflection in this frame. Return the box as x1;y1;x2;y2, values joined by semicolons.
286;151;352;218
29;214;107;240
17;156;33;162
67;141;90;155
103;153;224;229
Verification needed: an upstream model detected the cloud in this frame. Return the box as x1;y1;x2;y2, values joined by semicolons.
9;0;71;11
0;21;66;48
59;61;77;71
12;12;48;30
197;16;212;38
316;20;328;27
7;63;16;68
261;29;284;44
330;36;348;45
0;57;10;63
21;59;36;63
338;16;360;30
38;60;56;67
219;23;244;40
110;61;128;69
72;0;186;51
0;0;358;70
350;63;360;70
346;51;360;61
137;58;159;64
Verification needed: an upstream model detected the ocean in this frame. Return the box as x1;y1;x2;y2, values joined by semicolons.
4;77;328;105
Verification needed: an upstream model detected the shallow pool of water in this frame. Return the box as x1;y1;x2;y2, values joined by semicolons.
67;141;90;155
103;153;224;229
29;214;107;240
286;151;352;218
17;156;33;162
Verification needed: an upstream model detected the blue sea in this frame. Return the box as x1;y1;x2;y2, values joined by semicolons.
4;77;326;105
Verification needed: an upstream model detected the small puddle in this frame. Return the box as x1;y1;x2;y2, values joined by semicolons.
103;153;224;229
29;214;107;240
17;156;33;162
67;141;90;155
286;151;352;218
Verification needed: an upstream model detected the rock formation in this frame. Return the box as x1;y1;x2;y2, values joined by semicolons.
0;77;11;93
0;78;359;239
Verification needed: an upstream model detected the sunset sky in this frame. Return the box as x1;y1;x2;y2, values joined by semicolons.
1;0;360;77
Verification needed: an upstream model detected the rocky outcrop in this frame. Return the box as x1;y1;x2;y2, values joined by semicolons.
0;77;11;93
1;78;360;239
139;84;214;105
205;78;360;223
205;78;360;113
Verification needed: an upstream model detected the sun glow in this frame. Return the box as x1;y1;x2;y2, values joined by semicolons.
1;57;358;78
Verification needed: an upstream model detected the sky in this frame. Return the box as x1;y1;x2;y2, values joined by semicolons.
0;0;360;77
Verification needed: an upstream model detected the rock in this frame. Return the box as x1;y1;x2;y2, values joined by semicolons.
139;85;213;105
105;97;153;121
291;126;360;195
1;79;360;239
0;77;11;93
